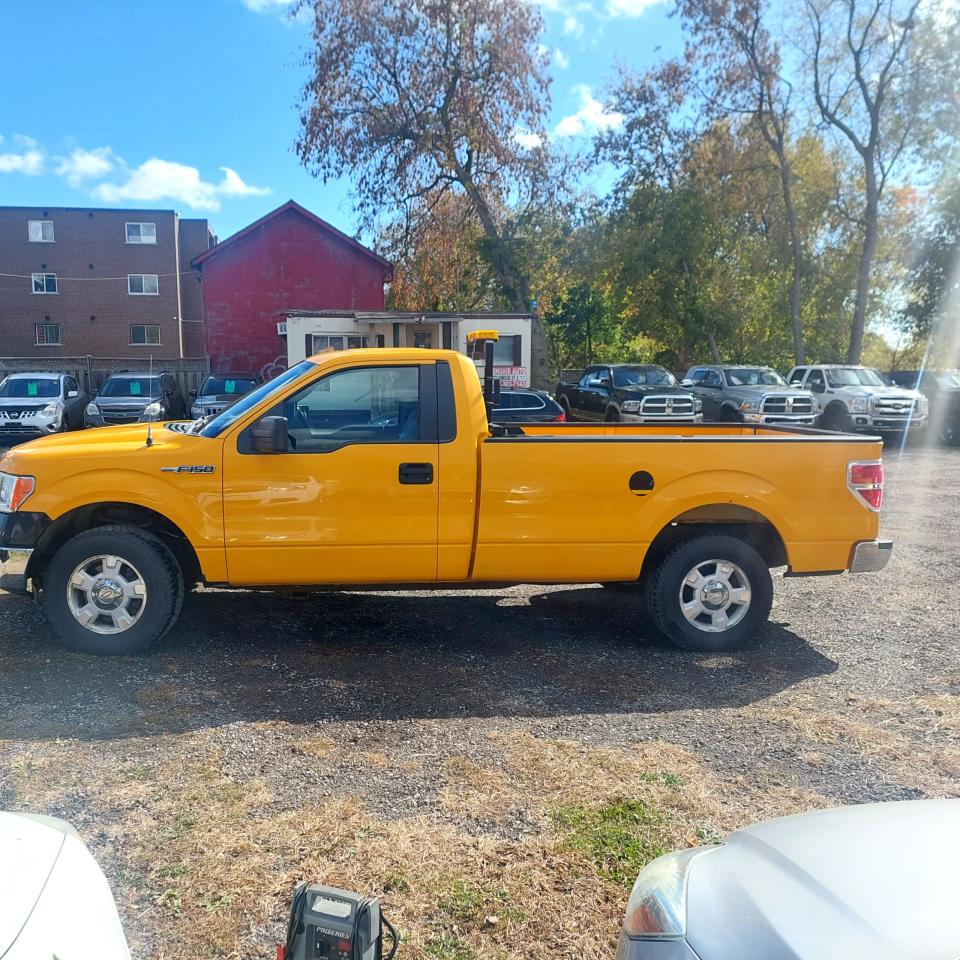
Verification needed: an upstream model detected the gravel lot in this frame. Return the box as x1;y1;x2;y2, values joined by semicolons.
1;443;958;959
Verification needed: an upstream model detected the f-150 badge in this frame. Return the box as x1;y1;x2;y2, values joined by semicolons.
160;465;216;474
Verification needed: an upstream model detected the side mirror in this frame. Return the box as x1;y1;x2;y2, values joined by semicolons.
67;390;79;398
810;382;825;393
790;380;803;387
189;389;197;397
680;378;694;387
587;378;605;388
250;415;288;453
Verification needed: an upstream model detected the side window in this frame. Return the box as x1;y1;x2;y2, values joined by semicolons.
579;368;598;388
789;367;807;384
65;376;78;394
277;365;421;454
806;369;825;392
687;368;707;384
702;369;722;387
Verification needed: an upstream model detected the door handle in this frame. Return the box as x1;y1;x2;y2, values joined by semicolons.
399;462;434;484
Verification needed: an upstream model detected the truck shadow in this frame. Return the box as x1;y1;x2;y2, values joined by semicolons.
0;585;836;741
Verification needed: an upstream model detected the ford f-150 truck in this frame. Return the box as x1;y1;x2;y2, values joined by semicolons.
0;347;891;656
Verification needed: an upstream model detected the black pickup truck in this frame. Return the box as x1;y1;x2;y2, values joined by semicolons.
555;364;702;423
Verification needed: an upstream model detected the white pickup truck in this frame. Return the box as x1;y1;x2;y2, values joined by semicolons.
786;364;927;434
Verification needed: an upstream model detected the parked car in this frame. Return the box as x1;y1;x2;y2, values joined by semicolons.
492;388;566;423
0;810;130;959
617;799;960;960
681;365;817;425
890;369;960;444
85;371;185;427
0;372;87;444
786;364;927;434
190;373;260;419
555;364;702;423
0;348;891;656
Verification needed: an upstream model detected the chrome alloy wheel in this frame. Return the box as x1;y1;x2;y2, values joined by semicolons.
679;559;752;633
66;554;148;634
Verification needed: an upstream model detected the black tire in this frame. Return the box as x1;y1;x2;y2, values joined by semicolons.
43;525;184;655
605;407;620;422
821;404;851;432
646;534;773;652
719;406;741;423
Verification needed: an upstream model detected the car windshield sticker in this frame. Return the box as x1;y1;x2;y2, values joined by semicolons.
27;382;38;396
131;381;142;395
225;379;236;393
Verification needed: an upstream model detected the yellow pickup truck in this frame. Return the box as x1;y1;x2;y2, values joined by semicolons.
0;347;891;655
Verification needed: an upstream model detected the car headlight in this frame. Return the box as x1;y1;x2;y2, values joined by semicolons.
0;472;35;513
190;403;202;417
85;402;99;416
41;403;60;418
849;397;868;413
739;400;759;412
694;398;703;412
918;396;928;414
143;401;163;419
621;400;641;412
623;847;713;940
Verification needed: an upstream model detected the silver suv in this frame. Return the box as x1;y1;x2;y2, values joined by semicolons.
682;365;818;425
0;372;87;444
786;364;928;433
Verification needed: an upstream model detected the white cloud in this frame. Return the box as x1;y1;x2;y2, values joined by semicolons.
554;48;570;69
607;0;663;15
0;134;44;175
242;0;291;10
513;128;545;150
56;146;113;187
562;14;585;35
93;159;270;212
554;84;624;137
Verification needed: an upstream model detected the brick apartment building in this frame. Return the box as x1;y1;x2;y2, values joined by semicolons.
0;206;215;361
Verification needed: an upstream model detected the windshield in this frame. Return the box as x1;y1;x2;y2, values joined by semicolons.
825;367;889;388
612;366;677;387
98;376;161;398
934;372;960;388
0;377;60;398
723;368;786;387
199;361;315;437
199;376;258;396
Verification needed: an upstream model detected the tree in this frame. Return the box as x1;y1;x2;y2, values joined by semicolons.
805;0;926;363
294;0;558;386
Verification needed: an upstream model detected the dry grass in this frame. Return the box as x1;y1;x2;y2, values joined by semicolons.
0;727;828;960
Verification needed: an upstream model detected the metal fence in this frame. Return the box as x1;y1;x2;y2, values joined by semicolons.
0;356;210;399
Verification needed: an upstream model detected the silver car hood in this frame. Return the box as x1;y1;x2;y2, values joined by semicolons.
686;800;960;960
0;396;57;407
852;385;921;400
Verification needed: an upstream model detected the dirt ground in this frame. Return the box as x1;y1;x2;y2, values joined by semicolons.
1;444;958;959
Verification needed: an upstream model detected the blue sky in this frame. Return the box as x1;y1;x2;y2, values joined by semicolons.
0;0;682;243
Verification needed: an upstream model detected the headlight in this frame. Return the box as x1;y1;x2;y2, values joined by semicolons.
849;397;868;413
739;400;759;412
621;400;641;412
41;403;60;418
85;402;99;416
623;847;712;940
0;472;35;513
190;404;202;417
918;396;928;414
694;398;703;412
143;401;163;418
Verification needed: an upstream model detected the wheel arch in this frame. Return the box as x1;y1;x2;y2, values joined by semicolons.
28;502;202;589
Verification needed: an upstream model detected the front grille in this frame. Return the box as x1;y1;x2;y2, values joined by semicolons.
0;404;45;418
203;405;226;415
639;395;696;417
761;394;814;415
872;397;915;417
0;422;42;434
98;406;143;425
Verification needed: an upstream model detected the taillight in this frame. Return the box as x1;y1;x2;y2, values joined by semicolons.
847;460;883;511
551;413;566;422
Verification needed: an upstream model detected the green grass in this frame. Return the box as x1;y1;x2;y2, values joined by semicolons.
425;932;478;960
437;879;525;926
553;799;671;886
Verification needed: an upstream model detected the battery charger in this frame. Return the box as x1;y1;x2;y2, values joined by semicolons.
280;883;398;960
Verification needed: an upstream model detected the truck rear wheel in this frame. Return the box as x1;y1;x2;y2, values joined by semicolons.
43;525;184;655
646;534;772;651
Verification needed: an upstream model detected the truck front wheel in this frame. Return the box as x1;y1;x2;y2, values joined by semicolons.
43;525;184;654
646;534;772;651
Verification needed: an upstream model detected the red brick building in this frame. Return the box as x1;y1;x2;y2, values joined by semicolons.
0;205;214;359
193;200;391;377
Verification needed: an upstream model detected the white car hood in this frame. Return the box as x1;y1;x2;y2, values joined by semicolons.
0;812;130;960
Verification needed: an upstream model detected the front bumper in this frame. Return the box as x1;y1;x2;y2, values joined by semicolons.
849;539;893;573
849;414;927;432
742;413;818;426
0;414;62;442
85;410;154;428
0;510;51;593
620;412;704;424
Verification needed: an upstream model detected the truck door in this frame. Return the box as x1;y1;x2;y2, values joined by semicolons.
221;361;439;585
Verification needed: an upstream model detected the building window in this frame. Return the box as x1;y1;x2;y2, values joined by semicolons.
28;220;55;242
130;324;161;345
128;274;159;295
309;334;368;353
126;222;157;244
31;273;58;294
492;334;522;365
413;331;433;349
35;323;61;346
